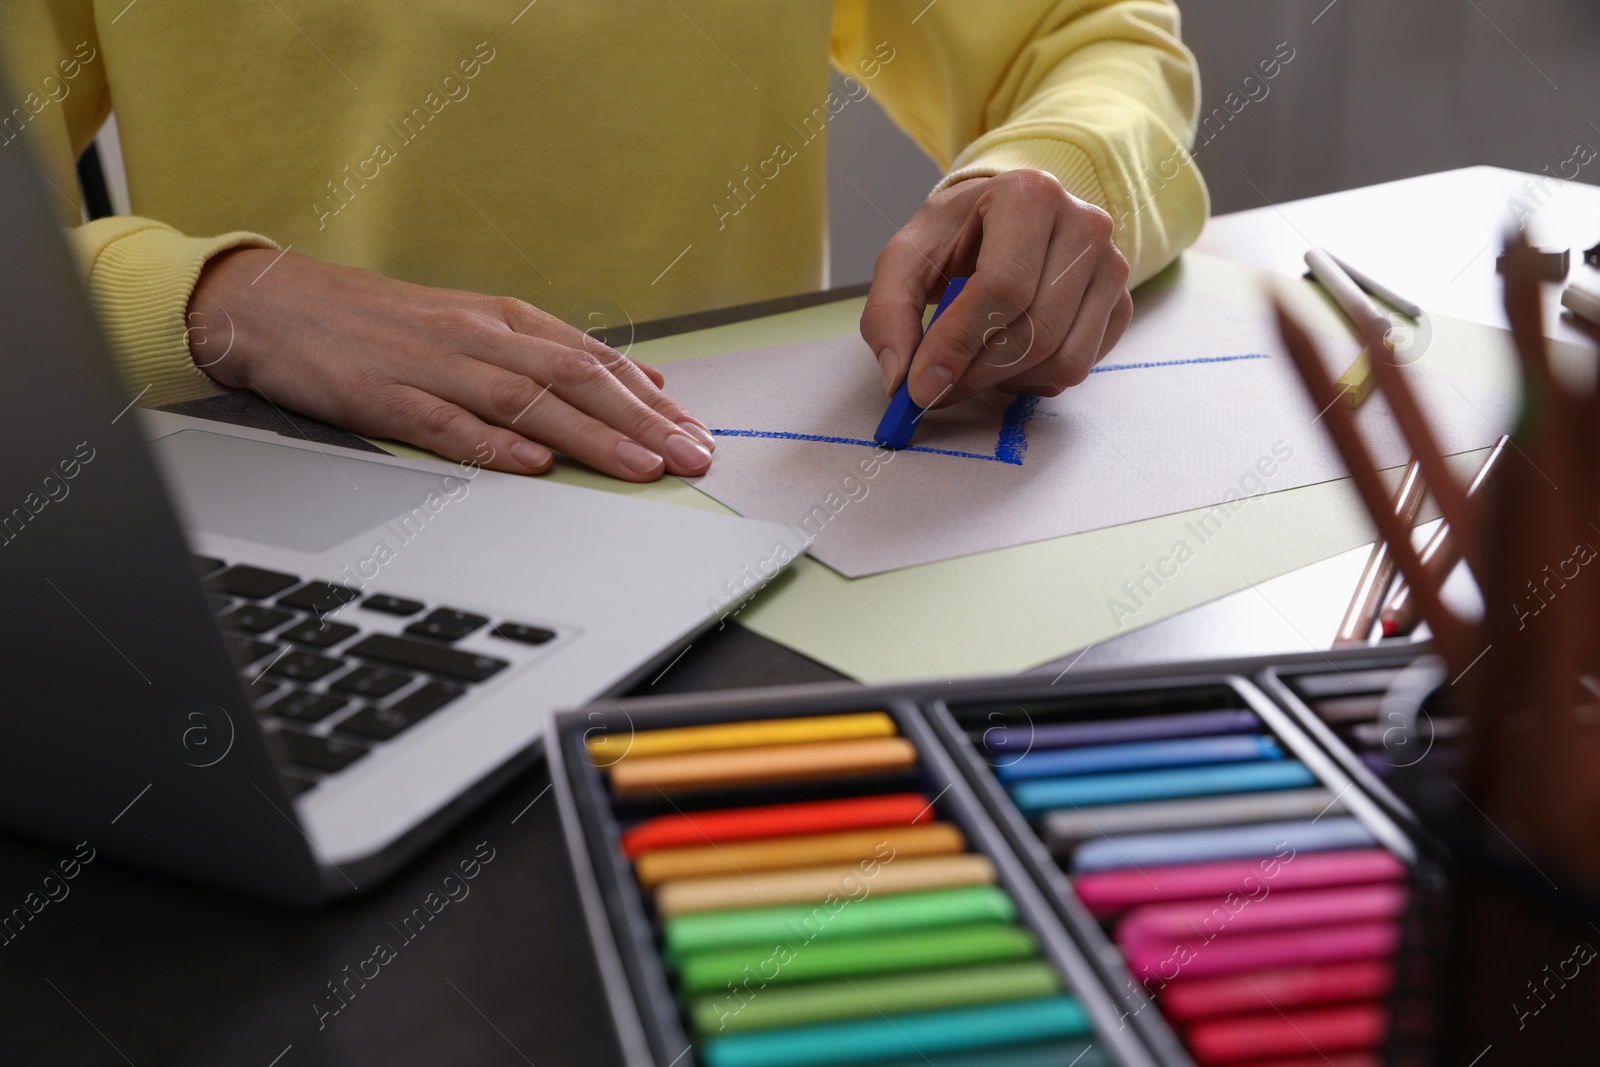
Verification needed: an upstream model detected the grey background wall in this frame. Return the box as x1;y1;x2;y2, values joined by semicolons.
825;0;1600;286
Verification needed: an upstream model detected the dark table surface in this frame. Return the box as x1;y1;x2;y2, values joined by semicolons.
1;288;861;1067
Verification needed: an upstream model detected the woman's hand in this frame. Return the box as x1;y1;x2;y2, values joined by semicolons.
187;249;715;481
861;170;1134;407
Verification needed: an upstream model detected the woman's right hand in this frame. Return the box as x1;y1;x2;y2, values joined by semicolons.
186;248;715;481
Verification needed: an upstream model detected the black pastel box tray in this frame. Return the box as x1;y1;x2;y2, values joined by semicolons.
549;684;1164;1067
921;651;1431;1067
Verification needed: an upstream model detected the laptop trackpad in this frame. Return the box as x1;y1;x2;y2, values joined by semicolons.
151;429;463;553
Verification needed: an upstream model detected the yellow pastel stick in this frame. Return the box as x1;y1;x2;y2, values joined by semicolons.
634;823;966;888
607;737;917;797
1335;349;1375;407
587;712;895;765
655;853;997;917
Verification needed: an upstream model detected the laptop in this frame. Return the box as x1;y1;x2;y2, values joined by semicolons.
0;110;794;906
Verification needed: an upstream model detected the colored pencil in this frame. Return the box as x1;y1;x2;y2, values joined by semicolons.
621;793;933;858
1334;457;1424;647
995;735;1282;783
985;709;1260;754
1041;788;1340;850
1073;848;1405;917
587;712;895;764
606;736;918;796
655;853;996;917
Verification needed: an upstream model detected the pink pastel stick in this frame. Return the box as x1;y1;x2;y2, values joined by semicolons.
1115;884;1407;947
1073;849;1405;918
1122;920;1400;981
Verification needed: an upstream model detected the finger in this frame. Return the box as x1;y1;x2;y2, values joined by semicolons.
860;227;949;395
905;174;1062;406
368;384;555;475
442;340;710;478
1097;289;1134;363
999;251;1131;396
941;226;1103;402
578;334;716;450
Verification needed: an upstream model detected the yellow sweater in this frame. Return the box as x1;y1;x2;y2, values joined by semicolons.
2;0;1208;407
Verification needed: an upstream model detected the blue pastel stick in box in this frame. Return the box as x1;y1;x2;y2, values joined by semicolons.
1069;816;1377;873
874;276;968;450
986;708;1262;754
1009;759;1318;815
994;734;1282;784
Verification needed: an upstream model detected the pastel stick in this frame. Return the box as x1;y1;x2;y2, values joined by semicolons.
986;709;1261;753
1041;788;1340;849
995;734;1282;783
1070;816;1377;873
1009;760;1317;814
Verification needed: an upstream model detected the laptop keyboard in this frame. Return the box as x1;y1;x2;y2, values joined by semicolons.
195;556;558;797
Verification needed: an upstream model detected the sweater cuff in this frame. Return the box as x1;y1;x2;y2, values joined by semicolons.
72;220;279;407
933;138;1110;217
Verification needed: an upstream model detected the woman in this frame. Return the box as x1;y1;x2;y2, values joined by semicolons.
4;0;1207;480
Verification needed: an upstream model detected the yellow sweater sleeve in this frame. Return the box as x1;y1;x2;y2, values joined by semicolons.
2;1;276;406
831;0;1209;286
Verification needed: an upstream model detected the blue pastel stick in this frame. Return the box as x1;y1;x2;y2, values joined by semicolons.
1009;760;1317;815
701;995;1089;1067
1069;816;1377;873
875;277;968;450
986;709;1261;754
995;735;1282;784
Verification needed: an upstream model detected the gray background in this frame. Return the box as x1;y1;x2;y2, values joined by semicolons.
826;0;1600;284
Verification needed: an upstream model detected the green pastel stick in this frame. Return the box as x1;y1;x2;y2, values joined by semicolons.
691;959;1062;1034
663;885;1017;957
677;922;1037;995
700;995;1091;1067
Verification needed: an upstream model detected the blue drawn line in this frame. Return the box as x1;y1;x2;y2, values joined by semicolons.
1090;353;1270;373
711;354;1271;466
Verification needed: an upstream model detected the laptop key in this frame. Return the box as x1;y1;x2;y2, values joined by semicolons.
279;619;359;648
347;634;509;682
206;564;299;599
222;633;278;667
193;554;226;576
268;689;349;724
208;594;234;614
330;665;412;698
405;608;488;642
492;622;557;646
276;729;369;773
362;594;425;617
279;581;362;615
337;682;464;741
219;604;298;634
267;650;343;682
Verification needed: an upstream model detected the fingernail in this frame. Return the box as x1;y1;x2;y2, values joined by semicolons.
678;420;717;451
662;433;712;473
878;348;901;394
616;439;664;476
511;440;548;471
909;364;953;408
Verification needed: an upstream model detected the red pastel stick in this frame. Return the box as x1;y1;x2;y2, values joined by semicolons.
1116;884;1407;946
1186;1003;1387;1064
1215;1053;1377;1067
619;793;932;858
1123;921;1399;981
1160;960;1395;1022
1073;849;1405;918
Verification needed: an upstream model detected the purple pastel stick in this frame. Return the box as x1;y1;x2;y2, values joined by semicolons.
984;708;1261;754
